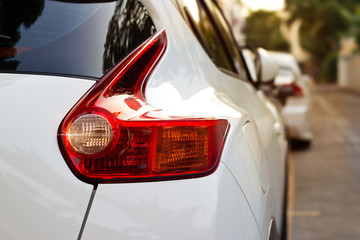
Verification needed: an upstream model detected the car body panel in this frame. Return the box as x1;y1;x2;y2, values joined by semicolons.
270;51;313;141
82;163;261;240
82;1;287;239
0;1;287;239
282;95;313;140
0;74;95;239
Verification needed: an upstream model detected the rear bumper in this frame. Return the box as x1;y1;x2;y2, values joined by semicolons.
282;96;313;141
82;163;261;240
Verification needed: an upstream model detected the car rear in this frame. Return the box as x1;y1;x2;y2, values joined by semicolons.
0;1;282;239
0;0;163;238
271;52;313;143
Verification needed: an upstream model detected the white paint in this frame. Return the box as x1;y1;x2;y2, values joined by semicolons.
84;1;287;239
0;74;95;239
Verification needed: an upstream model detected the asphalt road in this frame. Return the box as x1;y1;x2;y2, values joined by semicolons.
290;84;360;240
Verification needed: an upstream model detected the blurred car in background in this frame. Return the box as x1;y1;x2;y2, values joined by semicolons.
0;0;287;239
270;52;313;145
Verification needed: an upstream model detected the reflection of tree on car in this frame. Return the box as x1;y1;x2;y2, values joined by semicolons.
0;0;44;70
103;0;156;74
0;1;155;78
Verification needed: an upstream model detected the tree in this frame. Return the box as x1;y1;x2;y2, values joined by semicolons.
285;0;353;81
244;10;289;52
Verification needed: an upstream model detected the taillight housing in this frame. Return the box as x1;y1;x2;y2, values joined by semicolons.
58;30;229;184
286;82;304;96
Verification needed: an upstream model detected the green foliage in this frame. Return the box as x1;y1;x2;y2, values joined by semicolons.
284;0;357;81
286;0;350;61
321;52;338;82
354;6;360;44
286;0;360;15
244;10;289;51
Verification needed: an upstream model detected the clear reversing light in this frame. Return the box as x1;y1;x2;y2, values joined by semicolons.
68;114;113;155
58;30;229;183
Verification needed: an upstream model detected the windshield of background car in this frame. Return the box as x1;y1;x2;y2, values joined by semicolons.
0;0;156;78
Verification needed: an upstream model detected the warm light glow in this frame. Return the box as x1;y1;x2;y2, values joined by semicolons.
68;114;113;155
242;0;284;11
184;0;200;22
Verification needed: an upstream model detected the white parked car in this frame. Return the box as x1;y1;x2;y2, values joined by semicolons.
0;0;287;239
270;52;313;145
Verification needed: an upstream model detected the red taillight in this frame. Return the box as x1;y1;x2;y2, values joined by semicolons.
287;82;303;96
58;30;229;183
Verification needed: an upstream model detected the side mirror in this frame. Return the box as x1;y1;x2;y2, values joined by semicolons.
255;48;279;85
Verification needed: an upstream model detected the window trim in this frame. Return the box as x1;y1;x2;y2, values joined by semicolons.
199;0;238;74
176;0;251;83
204;0;250;81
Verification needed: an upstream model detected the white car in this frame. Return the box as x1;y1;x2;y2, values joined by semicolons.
0;0;287;239
270;52;313;145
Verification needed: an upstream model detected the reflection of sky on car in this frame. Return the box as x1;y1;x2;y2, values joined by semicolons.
16;2;107;48
1;0;155;78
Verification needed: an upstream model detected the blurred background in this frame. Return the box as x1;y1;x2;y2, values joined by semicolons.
219;0;360;85
217;0;360;240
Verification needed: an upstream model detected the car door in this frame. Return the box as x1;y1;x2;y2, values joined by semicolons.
175;0;287;234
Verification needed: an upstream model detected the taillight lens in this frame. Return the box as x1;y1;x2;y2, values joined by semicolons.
287;82;303;96
58;30;229;183
67;114;113;155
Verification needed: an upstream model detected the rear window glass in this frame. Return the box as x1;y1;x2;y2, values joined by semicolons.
0;0;156;78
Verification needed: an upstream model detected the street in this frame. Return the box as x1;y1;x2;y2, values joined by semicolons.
290;84;360;239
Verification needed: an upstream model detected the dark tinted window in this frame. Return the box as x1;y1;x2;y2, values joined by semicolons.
203;0;247;79
177;0;247;79
0;0;156;78
177;0;234;72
